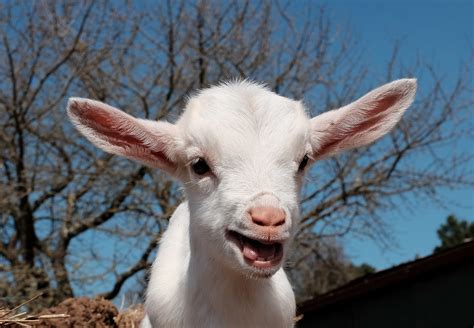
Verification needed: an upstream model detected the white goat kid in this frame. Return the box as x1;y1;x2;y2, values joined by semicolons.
67;79;416;328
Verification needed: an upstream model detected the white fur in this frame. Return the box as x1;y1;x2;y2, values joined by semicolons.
67;79;416;328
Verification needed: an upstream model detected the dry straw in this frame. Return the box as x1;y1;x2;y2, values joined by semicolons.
0;294;68;327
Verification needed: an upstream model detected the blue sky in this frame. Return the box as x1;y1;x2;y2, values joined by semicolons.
86;1;471;304
64;1;473;302
77;2;472;302
320;0;473;269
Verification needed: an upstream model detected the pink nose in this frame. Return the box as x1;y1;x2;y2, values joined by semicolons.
249;207;286;227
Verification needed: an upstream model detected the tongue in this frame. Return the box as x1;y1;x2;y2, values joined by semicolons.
242;240;276;261
243;243;259;261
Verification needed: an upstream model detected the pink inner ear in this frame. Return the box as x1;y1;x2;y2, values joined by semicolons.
315;93;404;155
374;93;400;110
79;106;173;167
351;93;402;134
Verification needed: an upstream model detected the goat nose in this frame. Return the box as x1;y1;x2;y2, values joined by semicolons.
249;207;286;227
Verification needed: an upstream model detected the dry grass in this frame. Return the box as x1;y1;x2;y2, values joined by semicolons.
114;305;145;328
0;294;68;328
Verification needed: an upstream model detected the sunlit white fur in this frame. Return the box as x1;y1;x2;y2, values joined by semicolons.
67;79;416;328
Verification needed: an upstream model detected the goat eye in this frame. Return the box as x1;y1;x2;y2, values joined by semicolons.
191;158;210;175
298;155;309;172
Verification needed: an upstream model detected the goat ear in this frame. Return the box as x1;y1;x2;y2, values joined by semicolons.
67;98;182;175
310;78;417;160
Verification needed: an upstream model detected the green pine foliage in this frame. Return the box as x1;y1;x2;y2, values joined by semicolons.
434;215;474;253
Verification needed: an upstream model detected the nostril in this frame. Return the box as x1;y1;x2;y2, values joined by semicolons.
251;214;268;227
249;207;286;227
252;218;265;226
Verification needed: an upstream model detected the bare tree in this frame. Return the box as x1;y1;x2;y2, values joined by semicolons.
288;234;377;303
0;1;471;309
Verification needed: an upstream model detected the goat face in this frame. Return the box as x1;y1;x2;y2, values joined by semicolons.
177;82;310;278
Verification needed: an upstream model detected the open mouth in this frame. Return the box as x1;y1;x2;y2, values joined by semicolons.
227;230;284;269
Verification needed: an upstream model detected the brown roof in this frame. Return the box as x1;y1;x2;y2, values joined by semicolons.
297;240;474;315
